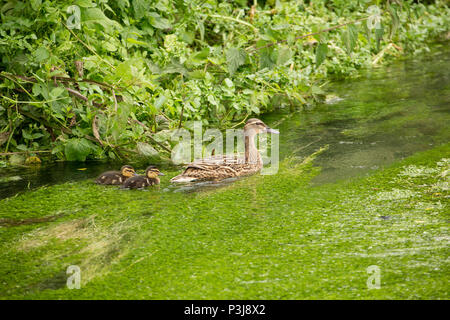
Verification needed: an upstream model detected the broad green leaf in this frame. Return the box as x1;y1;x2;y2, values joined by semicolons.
64;138;93;161
224;78;234;88
50;87;65;98
180;31;195;44
32;83;42;97
132;0;148;20
75;0;95;7
315;43;328;67
34;47;49;62
154;95;167;110
187;70;206;79
30;0;42;11
190;48;210;63
103;41;117;51
22;130;34;140
82;8;122;32
207;94;218;106
251;105;260;114
226;47;247;76
342;24;358;55
259;47;276;70
276;46;293;66
136;142;159;158
148;12;171;29
126;38;147;46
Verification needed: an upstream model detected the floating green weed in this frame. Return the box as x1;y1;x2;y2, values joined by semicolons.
0;143;448;299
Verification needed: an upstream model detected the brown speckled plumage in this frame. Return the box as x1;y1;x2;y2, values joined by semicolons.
121;166;164;189
177;157;261;182
95;165;135;185
170;118;279;183
122;176;160;189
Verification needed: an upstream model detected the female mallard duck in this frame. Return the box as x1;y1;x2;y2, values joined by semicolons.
122;166;165;189
95;165;136;185
170;118;279;183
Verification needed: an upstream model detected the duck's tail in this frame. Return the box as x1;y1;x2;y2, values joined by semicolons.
170;174;197;183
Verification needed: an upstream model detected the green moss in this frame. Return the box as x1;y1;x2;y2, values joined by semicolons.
0;143;448;299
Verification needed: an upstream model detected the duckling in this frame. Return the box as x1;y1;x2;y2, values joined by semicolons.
121;166;164;189
95;165;136;185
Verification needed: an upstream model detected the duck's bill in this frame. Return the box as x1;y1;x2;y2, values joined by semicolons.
158;172;165;176
132;172;138;176
265;127;280;134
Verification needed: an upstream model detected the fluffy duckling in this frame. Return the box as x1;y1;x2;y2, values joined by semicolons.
121;166;164;189
95;165;136;185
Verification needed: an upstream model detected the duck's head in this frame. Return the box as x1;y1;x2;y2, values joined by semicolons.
146;166;165;179
121;165;136;178
244;118;279;135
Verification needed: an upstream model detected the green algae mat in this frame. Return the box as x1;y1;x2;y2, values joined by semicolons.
0;144;448;299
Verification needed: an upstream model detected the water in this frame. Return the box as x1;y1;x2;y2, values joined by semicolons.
267;43;450;184
0;44;449;199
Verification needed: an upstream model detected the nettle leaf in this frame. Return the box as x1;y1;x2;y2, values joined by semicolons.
114;58;146;85
30;0;42;11
82;8;122;32
276;46;293;66
226;47;247;76
190;47;210;64
154;95;167;110
137;142;159;158
64;138;94;161
259;47;276;70
22;129;34;140
207;94;218;106
148;12;171;29
32;83;42;97
34;47;49;63
315;43;328;67
50;86;65;99
341;24;358;55
131;0;149;20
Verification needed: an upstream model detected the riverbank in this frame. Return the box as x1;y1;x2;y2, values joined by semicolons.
0;1;448;162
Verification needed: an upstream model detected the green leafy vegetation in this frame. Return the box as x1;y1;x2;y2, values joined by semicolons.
0;0;448;162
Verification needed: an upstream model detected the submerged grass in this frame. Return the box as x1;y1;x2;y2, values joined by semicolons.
0;143;448;299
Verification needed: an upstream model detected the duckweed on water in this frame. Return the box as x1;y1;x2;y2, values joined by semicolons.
0;143;448;299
